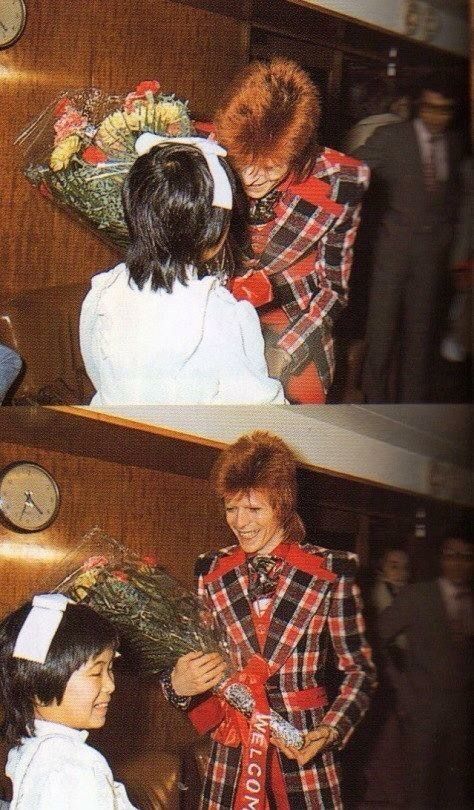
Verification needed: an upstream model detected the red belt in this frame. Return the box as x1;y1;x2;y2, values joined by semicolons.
188;683;328;735
189;667;328;810
279;684;327;711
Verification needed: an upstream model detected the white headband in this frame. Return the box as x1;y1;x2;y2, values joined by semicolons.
13;594;72;664
135;132;233;210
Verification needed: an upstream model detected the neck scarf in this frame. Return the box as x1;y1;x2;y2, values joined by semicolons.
248;188;282;225
247;554;285;601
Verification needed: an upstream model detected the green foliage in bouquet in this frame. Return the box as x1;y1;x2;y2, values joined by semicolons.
16;81;194;249
52;528;304;749
54;528;228;674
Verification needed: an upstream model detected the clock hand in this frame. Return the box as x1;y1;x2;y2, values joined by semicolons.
29;499;44;515
23;491;44;516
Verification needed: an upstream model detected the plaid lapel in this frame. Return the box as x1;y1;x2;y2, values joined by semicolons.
204;544;337;676
258;158;344;277
203;548;260;664
264;546;336;669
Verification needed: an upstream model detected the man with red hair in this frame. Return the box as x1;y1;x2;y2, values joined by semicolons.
162;431;376;809
213;58;369;403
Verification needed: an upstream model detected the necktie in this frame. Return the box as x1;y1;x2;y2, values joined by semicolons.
247;555;284;602
249;189;282;225
424;136;439;191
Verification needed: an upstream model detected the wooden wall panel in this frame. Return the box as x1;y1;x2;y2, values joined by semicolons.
0;415;467;760
0;436;232;758
1;0;249;297
0;440;229;611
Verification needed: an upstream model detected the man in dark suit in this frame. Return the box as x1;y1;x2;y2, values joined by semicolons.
355;73;464;402
378;524;473;809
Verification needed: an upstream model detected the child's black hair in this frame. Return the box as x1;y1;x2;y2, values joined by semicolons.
0;601;119;746
122;142;240;293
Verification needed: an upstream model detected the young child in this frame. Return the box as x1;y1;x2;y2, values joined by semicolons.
0;594;137;809
80;136;285;405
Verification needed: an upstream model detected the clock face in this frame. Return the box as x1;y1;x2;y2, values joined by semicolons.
0;462;60;532
0;0;26;49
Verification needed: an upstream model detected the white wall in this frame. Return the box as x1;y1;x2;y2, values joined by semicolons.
78;405;473;507
292;0;468;56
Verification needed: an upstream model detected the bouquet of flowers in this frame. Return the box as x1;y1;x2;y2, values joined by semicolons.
53;528;304;749
15;80;193;248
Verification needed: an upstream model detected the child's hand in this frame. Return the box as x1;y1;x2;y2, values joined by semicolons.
171;651;227;696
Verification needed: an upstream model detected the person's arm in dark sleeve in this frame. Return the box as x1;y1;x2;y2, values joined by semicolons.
354;125;392;180
377;584;413;644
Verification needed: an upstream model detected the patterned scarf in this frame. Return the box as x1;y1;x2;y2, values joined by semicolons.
247;555;285;602
248;189;282;225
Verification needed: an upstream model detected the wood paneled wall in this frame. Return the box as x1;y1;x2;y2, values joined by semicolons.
0;440;228;609
0;434;231;757
1;0;249;297
0;412;467;760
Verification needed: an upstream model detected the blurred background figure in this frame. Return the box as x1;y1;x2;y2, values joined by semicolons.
373;547;409;615
0;343;22;404
440;155;473;376
351;547;411;809
343;77;411;154
335;80;413;402
378;522;473;809
355;72;465;402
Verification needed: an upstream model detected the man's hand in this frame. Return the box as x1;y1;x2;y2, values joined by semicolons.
271;724;338;766
171;651;227;697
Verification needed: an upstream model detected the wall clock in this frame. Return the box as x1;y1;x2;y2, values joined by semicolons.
0;0;26;49
0;462;60;531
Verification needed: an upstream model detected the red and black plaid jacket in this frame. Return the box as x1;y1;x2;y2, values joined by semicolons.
250;148;369;393
194;542;376;810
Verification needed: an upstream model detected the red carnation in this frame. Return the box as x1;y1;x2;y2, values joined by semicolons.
231;270;273;307
135;80;160;95
83;555;109;569
141;554;158;567
82;145;107;165
112;570;129;582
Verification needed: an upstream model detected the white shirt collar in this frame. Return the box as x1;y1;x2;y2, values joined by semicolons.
414;117;432;143
32;719;89;742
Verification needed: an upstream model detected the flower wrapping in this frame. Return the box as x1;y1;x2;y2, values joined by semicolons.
15;80;194;249
53;528;303;750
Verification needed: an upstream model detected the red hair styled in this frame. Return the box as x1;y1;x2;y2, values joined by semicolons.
211;431;306;544
214;58;322;180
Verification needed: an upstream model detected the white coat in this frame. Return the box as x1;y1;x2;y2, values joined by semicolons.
6;720;137;810
80;263;285;405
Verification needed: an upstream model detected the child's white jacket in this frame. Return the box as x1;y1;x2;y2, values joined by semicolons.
80;263;285;405
6;720;137;810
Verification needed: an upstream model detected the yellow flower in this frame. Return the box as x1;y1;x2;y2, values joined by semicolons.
154;101;182;131
96;111;129;148
49;134;81;171
70;568;100;600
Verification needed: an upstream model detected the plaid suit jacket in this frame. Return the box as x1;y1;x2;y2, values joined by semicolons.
195;542;376;809
250;149;369;393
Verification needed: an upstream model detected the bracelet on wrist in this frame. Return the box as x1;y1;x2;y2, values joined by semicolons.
161;668;191;710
